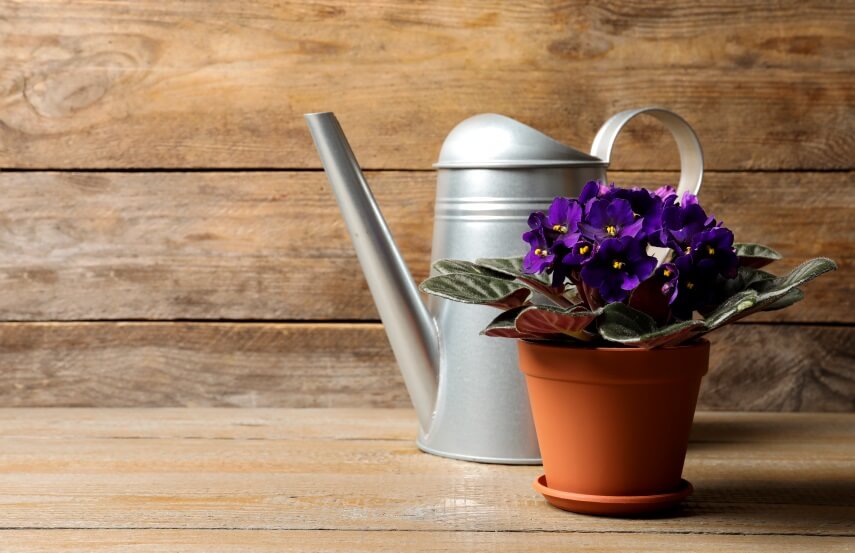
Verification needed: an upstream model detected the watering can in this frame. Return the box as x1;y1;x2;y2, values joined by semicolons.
305;108;703;464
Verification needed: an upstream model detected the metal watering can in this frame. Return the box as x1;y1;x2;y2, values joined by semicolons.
306;108;703;464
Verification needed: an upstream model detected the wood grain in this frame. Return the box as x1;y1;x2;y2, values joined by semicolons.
0;409;851;544
1;1;852;170
0;170;849;322
0;322;851;411
2;530;852;553
0;0;852;420
1;409;850;442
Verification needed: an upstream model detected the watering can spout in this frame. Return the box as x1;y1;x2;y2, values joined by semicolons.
305;112;440;431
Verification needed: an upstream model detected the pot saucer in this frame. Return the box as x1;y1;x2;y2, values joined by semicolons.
533;474;693;516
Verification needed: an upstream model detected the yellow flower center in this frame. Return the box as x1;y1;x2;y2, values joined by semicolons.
662;269;672;277
612;260;625;270
534;248;549;257
706;245;715;255
685;246;692;254
686;281;695;290
552;224;568;233
605;225;618;236
578;245;590;255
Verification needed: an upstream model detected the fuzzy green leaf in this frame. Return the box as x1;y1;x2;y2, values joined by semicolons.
735;243;783;269
475;256;575;308
597;303;705;349
432;259;512;278
704;257;837;330
481;306;537;339
474;257;548;284
513;305;598;342
699;267;773;319
596;302;657;337
701;289;761;329
722;266;775;295
759;257;837;295
762;287;805;311
629;320;706;349
419;273;531;308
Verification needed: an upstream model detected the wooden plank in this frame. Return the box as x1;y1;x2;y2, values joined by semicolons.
0;170;849;322
0;408;419;441
0;530;852;553
0;1;852;170
0;409;851;538
7;435;848;476
0;322;410;409
0;322;851;411
0;409;850;443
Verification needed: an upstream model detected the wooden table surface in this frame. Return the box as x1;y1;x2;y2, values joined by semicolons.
0;409;852;552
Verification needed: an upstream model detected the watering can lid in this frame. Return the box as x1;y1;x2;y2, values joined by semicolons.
434;113;606;169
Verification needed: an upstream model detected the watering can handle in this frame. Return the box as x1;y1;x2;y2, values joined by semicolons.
590;107;704;197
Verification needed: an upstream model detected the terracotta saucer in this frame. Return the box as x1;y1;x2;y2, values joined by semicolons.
532;474;693;516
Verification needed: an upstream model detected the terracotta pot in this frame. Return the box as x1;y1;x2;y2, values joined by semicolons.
518;339;709;515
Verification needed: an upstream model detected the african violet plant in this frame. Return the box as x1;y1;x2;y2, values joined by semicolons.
419;181;836;348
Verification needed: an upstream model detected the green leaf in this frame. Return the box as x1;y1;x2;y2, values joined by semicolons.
432;259;532;308
597;302;657;337
727;266;776;292
615;320;705;349
700;289;761;329
419;273;531;307
473;256;548;283
488;288;535;310
481;307;537;339
707;257;837;330
759;257;837;295
475;256;575;308
596;303;705;349
763;287;805;311
432;259;512;279
514;305;598;342
734;243;783;269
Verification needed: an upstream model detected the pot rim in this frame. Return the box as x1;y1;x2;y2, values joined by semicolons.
517;338;710;383
519;337;709;353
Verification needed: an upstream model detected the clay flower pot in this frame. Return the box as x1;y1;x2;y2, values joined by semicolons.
518;339;710;516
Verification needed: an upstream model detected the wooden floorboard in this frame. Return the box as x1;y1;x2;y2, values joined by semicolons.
0;409;851;551
1;529;852;552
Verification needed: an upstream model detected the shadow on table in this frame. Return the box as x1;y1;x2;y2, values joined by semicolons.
688;417;799;445
683;479;855;531
682;418;855;529
603;480;854;521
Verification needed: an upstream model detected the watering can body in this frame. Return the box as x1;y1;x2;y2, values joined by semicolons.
306;108;703;464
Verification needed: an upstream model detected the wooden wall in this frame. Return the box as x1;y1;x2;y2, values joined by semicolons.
0;1;852;410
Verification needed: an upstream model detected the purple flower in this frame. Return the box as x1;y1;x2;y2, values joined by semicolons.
657;263;680;304
561;238;595;269
579;198;644;242
579;180;609;205
546;197;583;247
526;211;548;232
670;253;718;320
610;187;664;237
689;226;738;279
680;191;699;206
522;228;555;273
651;194;716;253
580;236;657;303
653;185;677;202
